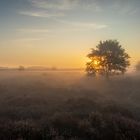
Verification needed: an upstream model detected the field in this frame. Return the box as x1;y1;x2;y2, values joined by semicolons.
0;70;140;140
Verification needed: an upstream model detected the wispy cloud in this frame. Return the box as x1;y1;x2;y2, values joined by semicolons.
19;10;64;18
111;0;140;15
54;19;108;30
28;0;102;12
29;0;79;10
71;22;107;30
17;0;140;20
19;0;102;19
12;38;44;42
18;28;50;33
17;21;107;36
120;6;139;15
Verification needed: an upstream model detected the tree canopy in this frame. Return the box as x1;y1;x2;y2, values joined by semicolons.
86;40;130;77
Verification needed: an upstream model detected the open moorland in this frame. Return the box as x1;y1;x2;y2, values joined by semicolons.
0;71;140;139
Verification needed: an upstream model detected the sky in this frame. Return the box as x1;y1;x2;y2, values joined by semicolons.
0;0;140;69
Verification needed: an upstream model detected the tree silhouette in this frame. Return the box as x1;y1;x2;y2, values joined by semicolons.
136;61;140;72
86;40;130;78
18;66;25;71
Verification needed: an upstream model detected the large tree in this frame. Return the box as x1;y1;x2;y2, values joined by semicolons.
86;40;130;77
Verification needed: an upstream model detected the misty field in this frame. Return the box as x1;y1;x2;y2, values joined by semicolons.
0;70;140;140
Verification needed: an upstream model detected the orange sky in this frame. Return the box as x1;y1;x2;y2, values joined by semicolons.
0;0;140;70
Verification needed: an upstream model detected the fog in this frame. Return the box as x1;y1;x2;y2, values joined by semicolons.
0;70;140;139
0;70;140;116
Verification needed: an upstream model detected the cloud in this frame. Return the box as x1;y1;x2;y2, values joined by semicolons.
111;0;140;15
18;28;50;33
29;0;79;10
120;6;139;15
19;0;102;19
24;0;139;17
54;19;108;30
12;38;44;42
19;10;64;18
17;21;107;38
71;22;107;29
28;0;102;12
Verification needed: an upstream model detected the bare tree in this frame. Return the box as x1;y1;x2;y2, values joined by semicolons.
86;40;130;78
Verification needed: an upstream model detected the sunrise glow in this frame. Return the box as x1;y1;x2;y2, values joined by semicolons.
0;0;140;69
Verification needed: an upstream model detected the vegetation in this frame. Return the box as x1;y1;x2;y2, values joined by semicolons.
86;40;130;77
18;66;25;71
0;71;140;139
136;61;140;72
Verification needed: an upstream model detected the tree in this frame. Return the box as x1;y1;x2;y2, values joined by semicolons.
18;65;25;71
86;40;130;78
135;61;140;72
